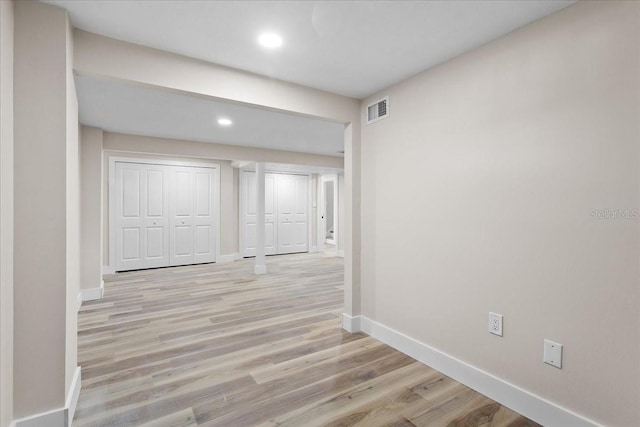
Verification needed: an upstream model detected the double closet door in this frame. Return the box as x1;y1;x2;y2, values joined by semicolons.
114;161;218;272
242;171;309;257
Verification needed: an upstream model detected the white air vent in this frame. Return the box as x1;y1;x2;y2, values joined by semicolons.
367;96;389;124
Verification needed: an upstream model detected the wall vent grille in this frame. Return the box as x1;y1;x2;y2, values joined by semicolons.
367;96;389;124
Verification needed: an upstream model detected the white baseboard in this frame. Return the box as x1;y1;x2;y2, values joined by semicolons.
337;249;345;258
102;265;115;275
218;253;240;263
309;245;318;253
80;281;104;303
341;313;361;332
13;367;81;427
65;367;81;426
349;316;597;427
254;264;267;275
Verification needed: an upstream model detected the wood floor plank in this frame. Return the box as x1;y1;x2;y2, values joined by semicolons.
73;252;539;427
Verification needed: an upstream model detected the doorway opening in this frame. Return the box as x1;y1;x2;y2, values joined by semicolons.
319;174;339;255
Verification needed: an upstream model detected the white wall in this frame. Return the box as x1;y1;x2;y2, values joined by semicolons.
64;11;79;402
80;127;103;291
360;2;639;426
338;174;345;255
0;1;13;426
14;0;78;419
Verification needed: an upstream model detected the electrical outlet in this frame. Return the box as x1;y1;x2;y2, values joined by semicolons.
543;339;563;369
489;312;503;337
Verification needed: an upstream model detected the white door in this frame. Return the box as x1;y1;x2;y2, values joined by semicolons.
170;167;195;266
193;168;217;264
243;172;277;257
277;174;308;254
170;167;217;266
114;162;169;271
265;174;277;255
241;171;308;257
114;161;218;272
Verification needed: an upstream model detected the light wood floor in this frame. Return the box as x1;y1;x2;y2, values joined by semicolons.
74;252;539;427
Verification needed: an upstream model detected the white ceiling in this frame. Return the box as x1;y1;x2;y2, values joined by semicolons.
47;0;575;99
75;75;346;157
53;0;576;159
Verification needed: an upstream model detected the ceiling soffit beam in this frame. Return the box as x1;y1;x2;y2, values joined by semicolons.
73;30;360;125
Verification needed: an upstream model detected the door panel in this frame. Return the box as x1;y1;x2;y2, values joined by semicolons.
122;169;140;218
193;169;216;264
146;227;164;259
115;163;170;271
195;225;212;254
265;174;277;255
291;176;309;253
146;170;164;217
170;168;194;266
277;174;308;254
121;228;140;260
276;175;294;253
143;166;170;268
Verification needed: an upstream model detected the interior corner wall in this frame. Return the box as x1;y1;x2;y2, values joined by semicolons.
80;126;103;291
14;0;78;418
360;1;639;425
0;1;14;426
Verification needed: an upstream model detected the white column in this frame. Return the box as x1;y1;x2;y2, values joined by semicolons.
254;162;266;274
14;0;80;420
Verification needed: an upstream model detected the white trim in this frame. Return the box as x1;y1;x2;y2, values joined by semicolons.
239;169;246;258
351;316;598;427
13;409;65;427
13;367;81;427
102;265;115;275
80;281;104;302
254;264;267;275
65;367;81;427
307;174;313;253
342;313;361;333
218;253;239;263
309;245;318;253
76;291;82;312
108;156;221;272
337;249;345;258
108;156;221;169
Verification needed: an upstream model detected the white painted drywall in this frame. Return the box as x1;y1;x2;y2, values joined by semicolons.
0;1;13;426
80;127;103;291
65;10;80;402
360;2;639;425
14;0;78;418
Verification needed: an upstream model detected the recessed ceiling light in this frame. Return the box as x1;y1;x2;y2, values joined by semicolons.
218;118;232;126
258;32;283;49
